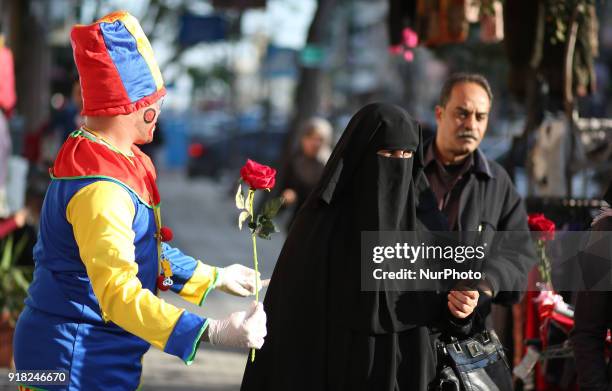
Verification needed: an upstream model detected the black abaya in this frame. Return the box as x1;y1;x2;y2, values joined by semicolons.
241;103;461;391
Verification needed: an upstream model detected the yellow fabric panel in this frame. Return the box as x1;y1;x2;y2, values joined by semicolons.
66;180;183;351
95;10;128;24
179;262;217;306
121;14;164;91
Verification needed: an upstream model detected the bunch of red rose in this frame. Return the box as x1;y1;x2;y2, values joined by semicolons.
527;213;556;289
527;213;555;242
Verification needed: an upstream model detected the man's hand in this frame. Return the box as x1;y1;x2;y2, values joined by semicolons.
447;289;479;319
216;264;270;297
591;206;612;227
13;208;29;228
206;301;267;349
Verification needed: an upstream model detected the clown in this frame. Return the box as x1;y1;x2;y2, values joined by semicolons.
13;11;267;391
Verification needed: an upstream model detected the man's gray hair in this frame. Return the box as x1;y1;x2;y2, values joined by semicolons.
439;73;493;107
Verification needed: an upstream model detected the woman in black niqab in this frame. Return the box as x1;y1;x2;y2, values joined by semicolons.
241;103;446;391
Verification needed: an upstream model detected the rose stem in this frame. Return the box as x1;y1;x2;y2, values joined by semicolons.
249;189;259;362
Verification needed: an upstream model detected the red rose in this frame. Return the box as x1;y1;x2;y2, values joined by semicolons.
528;213;556;241
240;159;276;190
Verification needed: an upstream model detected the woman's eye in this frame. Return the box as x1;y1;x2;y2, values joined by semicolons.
377;150;413;158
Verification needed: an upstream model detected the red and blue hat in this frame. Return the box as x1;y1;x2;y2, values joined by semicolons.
70;11;166;116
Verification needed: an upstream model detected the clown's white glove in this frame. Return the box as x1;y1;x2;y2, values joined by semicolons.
206;301;267;349
215;264;269;297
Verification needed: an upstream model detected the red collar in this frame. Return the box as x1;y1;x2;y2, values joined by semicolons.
51;130;160;206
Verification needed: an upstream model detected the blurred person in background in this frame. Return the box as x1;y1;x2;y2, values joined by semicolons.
0;112;26;237
0;208;28;239
23;80;83;166
278;117;332;229
0;32;29;241
10;164;51;267
54;79;84;142
41;79;84;164
0;110;11;218
13;11;267;390
0;32;16;218
571;184;612;391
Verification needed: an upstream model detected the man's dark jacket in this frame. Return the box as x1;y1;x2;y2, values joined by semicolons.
415;140;537;320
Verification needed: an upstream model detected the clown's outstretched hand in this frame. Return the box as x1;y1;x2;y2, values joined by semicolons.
215;264;270;297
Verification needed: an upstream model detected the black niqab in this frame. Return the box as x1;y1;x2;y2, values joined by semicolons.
241;103;440;391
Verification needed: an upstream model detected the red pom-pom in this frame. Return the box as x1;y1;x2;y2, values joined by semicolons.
157;275;170;291
160;226;174;242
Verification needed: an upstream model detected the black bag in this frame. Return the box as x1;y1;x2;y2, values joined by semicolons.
429;330;513;391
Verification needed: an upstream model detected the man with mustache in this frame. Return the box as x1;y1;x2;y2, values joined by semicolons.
418;73;535;337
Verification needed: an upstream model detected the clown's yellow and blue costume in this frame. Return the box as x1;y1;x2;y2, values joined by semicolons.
13;11;218;391
14;129;218;390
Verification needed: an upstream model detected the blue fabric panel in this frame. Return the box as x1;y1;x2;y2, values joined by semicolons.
99;20;157;103
161;243;199;293
163;311;206;361
14;306;148;390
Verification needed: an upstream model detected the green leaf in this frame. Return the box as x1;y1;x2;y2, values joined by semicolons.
11;268;30;292
1;235;14;270
14;233;29;260
257;223;278;240
235;183;245;210
238;210;250;230
262;197;283;219
254;214;279;240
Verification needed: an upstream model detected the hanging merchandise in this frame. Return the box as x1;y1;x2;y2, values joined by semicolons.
531;0;599;103
530;112;572;197
503;0;540;100
416;0;468;47
0;35;17;117
515;201;604;391
388;27;419;62
387;0;418;46
387;0;503;55
503;0;599;103
480;0;504;43
465;0;480;23
387;0;420;62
